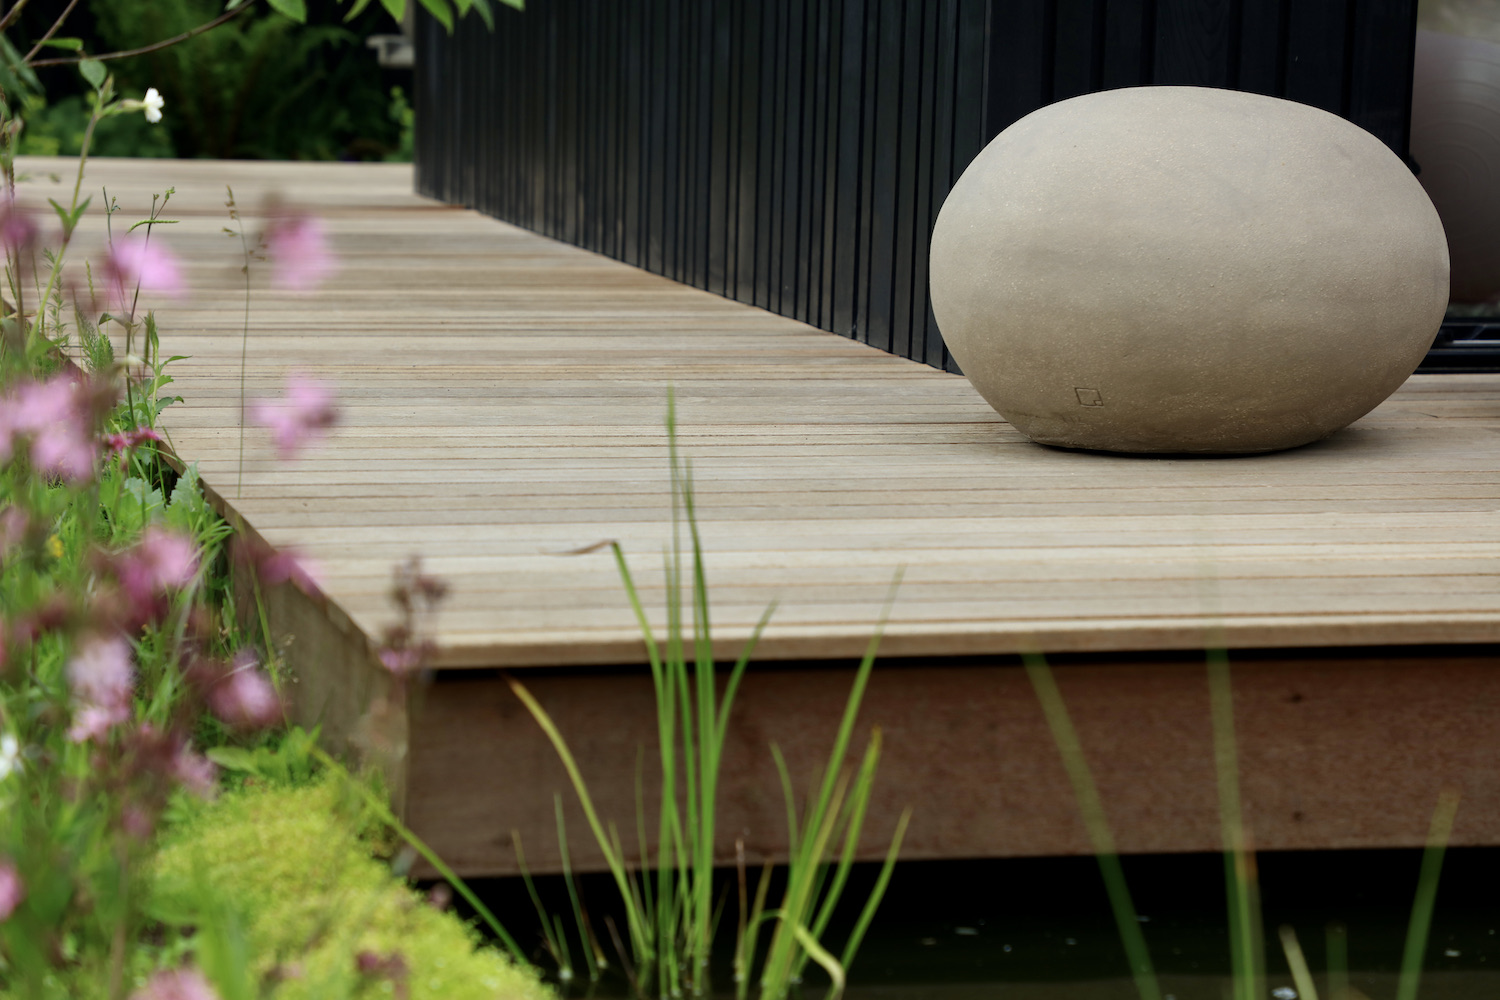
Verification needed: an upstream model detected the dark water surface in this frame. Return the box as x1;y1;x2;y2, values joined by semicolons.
464;847;1500;999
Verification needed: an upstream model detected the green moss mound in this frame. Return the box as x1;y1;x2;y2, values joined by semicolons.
149;778;552;1000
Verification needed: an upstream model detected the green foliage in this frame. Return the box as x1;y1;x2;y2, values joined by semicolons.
1025;651;1463;1000
385;86;415;163
15;92;176;158
147;778;553;1000
87;0;402;160
509;397;907;1000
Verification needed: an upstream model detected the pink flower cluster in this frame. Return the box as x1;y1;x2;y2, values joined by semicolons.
67;634;135;743
377;557;449;680
231;534;321;594
0;859;23;922
0;373;102;481
0;194;38;256
263;213;336;291
102;236;184;311
131;966;219;1000
250;373;337;459
200;650;281;729
103;427;165;455
112;527;200;630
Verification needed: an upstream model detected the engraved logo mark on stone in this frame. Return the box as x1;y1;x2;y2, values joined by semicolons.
1074;387;1103;406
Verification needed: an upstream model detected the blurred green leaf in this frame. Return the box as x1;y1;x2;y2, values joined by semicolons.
377;0;404;19
264;0;308;21
205;747;261;774
417;0;454;31
39;38;85;51
78;58;106;90
0;36;42;98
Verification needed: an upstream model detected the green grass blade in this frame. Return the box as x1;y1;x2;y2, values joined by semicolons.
1327;922;1348;1000
1206;649;1263;1000
741;858;775;1000
838;807;911;974
761;772;851;999
1396;788;1461;1000
793;923;846;1000
715;600;778;757
311;748;529;964
551;912;574;981
805;730;883;959
513;829;565;971
504;675;651;965
556;794;600;982
1023;652;1161;1000
1278;925;1320;1000
771;743;802;848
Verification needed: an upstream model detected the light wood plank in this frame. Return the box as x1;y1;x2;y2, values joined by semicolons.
20;156;1500;668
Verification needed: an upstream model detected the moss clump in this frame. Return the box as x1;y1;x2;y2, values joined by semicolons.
148;778;551;1000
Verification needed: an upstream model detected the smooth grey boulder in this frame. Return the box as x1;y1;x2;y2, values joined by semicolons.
929;86;1450;454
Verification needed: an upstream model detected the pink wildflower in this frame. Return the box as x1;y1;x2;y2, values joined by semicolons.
66;634;134;743
231;536;321;593
102;236;184;308
0;859;23;921
3;375;99;481
249;373;337;459
119;527;199;598
379;646;425;676
171;745;217;797
0;195;37;255
102;427;164;454
258;546;321;591
131;967;220;1000
206;652;281;729
122;804;154;840
263;214;335;290
0;505;27;552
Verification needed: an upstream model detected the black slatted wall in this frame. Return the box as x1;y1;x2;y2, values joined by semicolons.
415;0;1419;372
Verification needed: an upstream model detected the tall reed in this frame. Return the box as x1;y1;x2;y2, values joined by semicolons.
509;396;908;999
1027;649;1462;1000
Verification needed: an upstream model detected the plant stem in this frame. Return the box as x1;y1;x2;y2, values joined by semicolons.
227;186;251;497
28;2;254;68
1206;650;1263;1000
1326;922;1348;1000
1278;925;1320;1000
21;0;82;63
1395;788;1461;1000
0;0;33;36
1024;652;1162;1000
27;98;101;350
310;747;530;963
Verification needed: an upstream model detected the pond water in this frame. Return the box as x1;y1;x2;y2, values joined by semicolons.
466;847;1500;1000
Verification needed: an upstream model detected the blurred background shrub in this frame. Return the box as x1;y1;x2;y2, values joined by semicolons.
14;0;412;161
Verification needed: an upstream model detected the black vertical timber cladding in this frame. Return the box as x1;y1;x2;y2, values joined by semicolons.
416;0;1418;372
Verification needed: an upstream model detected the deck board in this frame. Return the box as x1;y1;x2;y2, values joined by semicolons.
22;157;1500;668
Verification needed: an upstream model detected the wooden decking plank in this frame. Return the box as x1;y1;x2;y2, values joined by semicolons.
20;156;1500;668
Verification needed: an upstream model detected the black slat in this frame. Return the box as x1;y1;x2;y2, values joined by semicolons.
1053;0;1099;101
829;0;865;337
864;0;905;354
1284;0;1350;114
1101;0;1153;90
416;0;1422;373
1155;0;1235;88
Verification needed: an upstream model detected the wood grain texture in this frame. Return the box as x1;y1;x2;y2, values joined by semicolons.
20;157;1500;674
406;647;1500;875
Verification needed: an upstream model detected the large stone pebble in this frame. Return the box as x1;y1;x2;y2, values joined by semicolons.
929;86;1449;454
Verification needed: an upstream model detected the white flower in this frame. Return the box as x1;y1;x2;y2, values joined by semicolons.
0;733;19;781
141;87;164;124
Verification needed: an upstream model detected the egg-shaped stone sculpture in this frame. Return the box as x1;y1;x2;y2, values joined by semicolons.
929;86;1449;454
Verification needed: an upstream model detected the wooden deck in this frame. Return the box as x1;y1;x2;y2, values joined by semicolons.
26;157;1500;875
